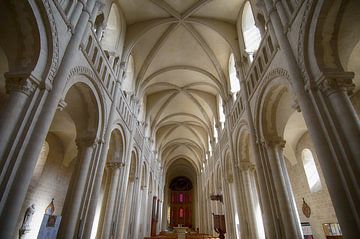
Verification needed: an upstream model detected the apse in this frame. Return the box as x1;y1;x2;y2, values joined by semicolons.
163;158;199;231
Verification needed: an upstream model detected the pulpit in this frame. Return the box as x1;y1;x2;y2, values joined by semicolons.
213;214;226;239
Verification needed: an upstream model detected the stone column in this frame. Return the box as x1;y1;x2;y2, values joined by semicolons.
80;63;127;238
127;176;141;238
101;161;123;238
319;75;360;168
240;162;260;239
265;138;301;238
0;75;36;163
260;0;360;236
236;64;279;238
58;136;97;239
232;163;251;239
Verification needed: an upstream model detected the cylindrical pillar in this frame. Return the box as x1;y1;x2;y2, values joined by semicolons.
58;136;96;239
101;161;122;238
320;77;360;168
265;138;302;238
0;76;36;163
240;162;260;239
237;65;279;238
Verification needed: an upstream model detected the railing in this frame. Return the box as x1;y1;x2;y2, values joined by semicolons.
219;129;228;147
229;95;245;130
134;125;143;148
116;91;133;129
228;31;278;131
82;29;133;129
245;31;278;99
213;144;220;163
83;30;118;97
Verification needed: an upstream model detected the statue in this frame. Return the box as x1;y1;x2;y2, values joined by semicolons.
19;204;35;239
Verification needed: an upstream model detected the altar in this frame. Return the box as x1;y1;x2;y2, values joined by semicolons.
174;226;188;239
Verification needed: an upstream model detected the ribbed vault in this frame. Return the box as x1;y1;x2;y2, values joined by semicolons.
119;0;244;174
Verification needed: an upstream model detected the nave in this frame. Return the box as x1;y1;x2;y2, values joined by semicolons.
0;0;359;239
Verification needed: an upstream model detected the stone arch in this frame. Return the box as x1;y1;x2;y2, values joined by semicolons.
63;66;107;133
141;162;148;187
254;68;292;139
62;76;104;140
300;0;360;93
0;0;59;102
129;150;138;182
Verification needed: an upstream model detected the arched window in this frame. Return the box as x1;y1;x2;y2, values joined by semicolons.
122;55;135;93
228;54;240;99
242;2;261;61
218;98;225;127
102;4;121;52
213;118;218;143
302;149;322;193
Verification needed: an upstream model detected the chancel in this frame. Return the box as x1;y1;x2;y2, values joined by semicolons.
0;0;359;239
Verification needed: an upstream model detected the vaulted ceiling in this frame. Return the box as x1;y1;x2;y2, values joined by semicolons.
119;0;244;173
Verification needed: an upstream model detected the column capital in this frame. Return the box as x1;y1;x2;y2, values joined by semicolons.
76;135;97;148
57;99;67;111
5;73;37;96
239;161;255;171
106;161;124;169
266;136;286;148
317;72;355;96
95;1;105;12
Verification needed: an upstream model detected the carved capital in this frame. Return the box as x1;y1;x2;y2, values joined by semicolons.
57;99;67;111
239;161;255;171
106;161;124;169
5;74;37;96
318;75;355;96
266;136;286;148
291;98;301;112
76;135;97;148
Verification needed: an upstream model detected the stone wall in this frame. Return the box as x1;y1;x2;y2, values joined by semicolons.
16;133;74;239
286;133;338;239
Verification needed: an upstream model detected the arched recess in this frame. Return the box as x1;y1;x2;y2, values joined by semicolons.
18;78;102;238
163;158;198;231
122;54;135;93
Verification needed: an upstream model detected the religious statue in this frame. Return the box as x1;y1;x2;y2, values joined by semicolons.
19;204;35;239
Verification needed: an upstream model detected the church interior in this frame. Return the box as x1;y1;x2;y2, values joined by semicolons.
0;0;359;238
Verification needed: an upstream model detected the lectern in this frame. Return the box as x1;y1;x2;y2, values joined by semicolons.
213;214;226;239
